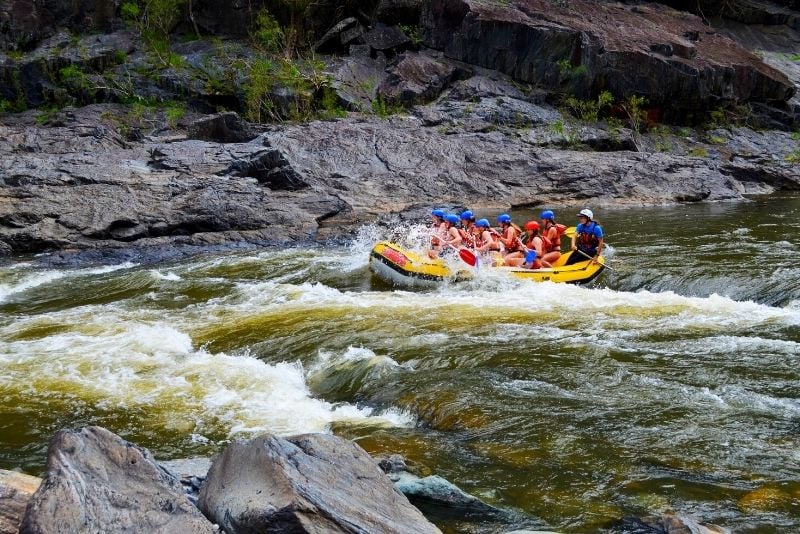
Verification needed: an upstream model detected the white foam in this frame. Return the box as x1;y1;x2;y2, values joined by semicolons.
150;270;182;281
0;323;414;438
0;271;65;302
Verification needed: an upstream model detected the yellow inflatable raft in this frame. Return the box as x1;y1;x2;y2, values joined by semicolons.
369;241;606;288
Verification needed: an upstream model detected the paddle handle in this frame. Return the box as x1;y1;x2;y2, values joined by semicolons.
575;249;613;270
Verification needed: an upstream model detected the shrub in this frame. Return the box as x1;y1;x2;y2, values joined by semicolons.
371;96;404;118
252;9;285;53
563;90;613;122
621;95;646;133
688;147;708;158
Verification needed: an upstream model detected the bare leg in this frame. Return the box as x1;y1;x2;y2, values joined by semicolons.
542;251;561;266
504;251;524;267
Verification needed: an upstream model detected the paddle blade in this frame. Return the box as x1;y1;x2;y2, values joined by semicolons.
458;248;477;266
564;226;576;238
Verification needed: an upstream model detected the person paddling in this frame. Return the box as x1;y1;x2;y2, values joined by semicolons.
495;214;523;266
566;208;604;265
427;208;448;259
539;210;562;265
505;220;551;268
459;210;477;248
474;218;500;254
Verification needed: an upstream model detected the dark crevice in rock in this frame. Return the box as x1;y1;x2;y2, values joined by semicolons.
224;149;310;191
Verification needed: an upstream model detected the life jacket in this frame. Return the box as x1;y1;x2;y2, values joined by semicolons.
458;224;476;247
542;222;566;253
577;222;601;251
501;225;521;253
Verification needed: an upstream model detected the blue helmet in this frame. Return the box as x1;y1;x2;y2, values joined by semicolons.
460;210;474;221
445;214;460;225
540;210;555;221
497;214;512;224
431;209;446;218
476;218;490;228
525;250;538;264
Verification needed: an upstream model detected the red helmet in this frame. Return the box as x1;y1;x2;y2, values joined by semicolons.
525;220;540;232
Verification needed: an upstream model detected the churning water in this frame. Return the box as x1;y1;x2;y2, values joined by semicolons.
1;194;798;531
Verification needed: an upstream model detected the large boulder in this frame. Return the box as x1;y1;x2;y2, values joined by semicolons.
377;52;458;105
198;433;441;533
19;426;215;534
0;470;41;534
187;112;257;144
421;0;795;119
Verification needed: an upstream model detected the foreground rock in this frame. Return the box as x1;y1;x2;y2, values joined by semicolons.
608;513;729;533
199;433;440;533
0;470;41;534
20;426;214;533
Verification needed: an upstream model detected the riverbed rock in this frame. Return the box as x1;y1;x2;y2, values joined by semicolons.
0;470;41;534
608;512;729;533
364;23;411;51
199;432;440;533
421;0;794;118
19;426;215;534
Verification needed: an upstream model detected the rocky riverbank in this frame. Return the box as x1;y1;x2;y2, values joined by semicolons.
0;426;730;533
1;0;799;258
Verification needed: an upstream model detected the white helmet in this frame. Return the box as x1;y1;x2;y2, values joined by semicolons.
577;208;593;220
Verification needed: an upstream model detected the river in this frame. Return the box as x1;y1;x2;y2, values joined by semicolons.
1;194;799;532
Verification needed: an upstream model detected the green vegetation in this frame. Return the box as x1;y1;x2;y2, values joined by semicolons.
165;101;186;127
563;90;613;122
621;94;647;134
790;53;800;62
708;135;727;145
556;59;587;79
251;9;285;53
114;50;128;64
688;147;709;158
371;95;405;119
786;150;800;164
0;99;13;113
400;25;423;46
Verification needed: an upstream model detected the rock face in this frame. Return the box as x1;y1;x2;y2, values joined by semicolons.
1;104;798;255
20;426;214;534
199;433;440;533
421;0;794;117
0;470;41;534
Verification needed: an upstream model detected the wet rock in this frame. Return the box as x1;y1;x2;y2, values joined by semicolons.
421;0;795;117
0;470;41;534
199;433;440;533
187;112;257;143
20;426;214;534
378;52;457;105
364;23;411;51
608;513;729;533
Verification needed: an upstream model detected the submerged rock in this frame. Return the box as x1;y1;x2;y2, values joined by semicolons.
608;513;729;533
20;426;214;533
199;433;440;533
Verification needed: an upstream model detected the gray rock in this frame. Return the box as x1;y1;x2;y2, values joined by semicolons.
20;426;214;534
314;17;362;53
187;112;257;144
421;0;795;116
1;105;798;255
199;433;440;533
391;472;503;516
0;470;41;534
364;24;411;51
378;52;457;105
608;513;729;533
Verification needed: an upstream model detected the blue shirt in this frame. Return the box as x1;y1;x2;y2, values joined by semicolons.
576;222;603;240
